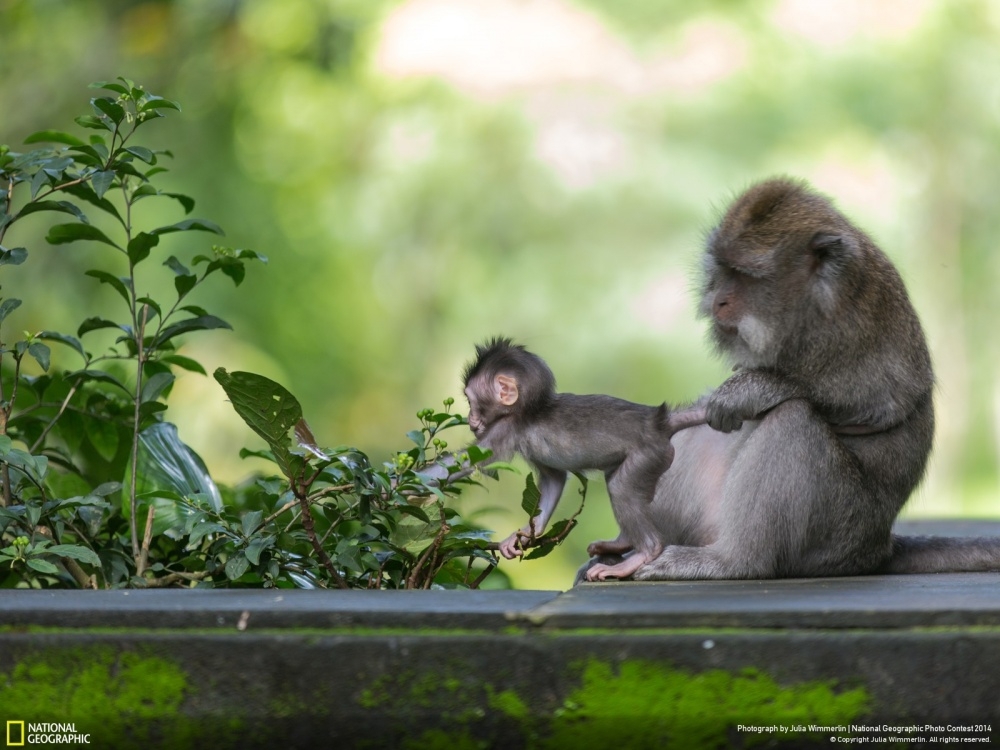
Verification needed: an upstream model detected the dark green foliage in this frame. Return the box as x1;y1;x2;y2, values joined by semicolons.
215;369;502;589
0;79;504;590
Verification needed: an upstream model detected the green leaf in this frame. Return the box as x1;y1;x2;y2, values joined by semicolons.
152;315;231;347
137;297;162;320
30;169;50;198
84;270;131;305
139;399;168;419
189;521;227;546
26;558;60;575
239;447;275;462
87;419;120;462
92;97;125;124
140;96;181;113
123;423;224;534
15;200;89;224
140;372;175;403
520;473;541;518
0;247;27;266
78;140;109;163
77;317;124;336
37;331;87;361
124;146;155;164
163;255;191;276
91;169;115;199
62;183;122;224
165;192;195;214
41;155;74;174
0;297;21;325
242;510;263;537
23;130;86;147
214;369;304;479
48;223;121;250
245;535;274;566
70;368;131;395
524;519;578;560
466;445;493;464
152;218;224;237
177;274;198;300
127;232;159;265
159;354;207;375
165;256;197;298
220;263;245;286
93;481;123;496
46;544;101;566
75;115;112;132
397;505;432;523
225;552;250;581
0;435;11;456
237;249;267;262
89;81;130;95
27;342;50;372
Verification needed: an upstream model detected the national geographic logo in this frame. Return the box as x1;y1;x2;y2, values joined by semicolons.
5;722;90;745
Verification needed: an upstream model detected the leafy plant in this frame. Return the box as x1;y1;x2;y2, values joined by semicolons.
0;78;262;587
214;369;503;589
510;472;588;561
0;77;570;591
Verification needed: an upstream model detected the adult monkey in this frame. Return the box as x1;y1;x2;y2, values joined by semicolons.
587;177;1000;581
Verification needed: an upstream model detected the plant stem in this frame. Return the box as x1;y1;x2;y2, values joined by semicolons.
29;380;80;453
141;570;211;588
0;177;14;246
408;506;449;589
127;303;148;564
0;352;7;507
122;175;147;568
294;478;348;589
136;504;155;577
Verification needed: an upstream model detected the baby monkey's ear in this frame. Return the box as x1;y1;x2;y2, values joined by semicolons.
495;374;519;406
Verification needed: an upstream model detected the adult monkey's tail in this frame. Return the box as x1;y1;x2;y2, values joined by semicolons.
883;535;1000;574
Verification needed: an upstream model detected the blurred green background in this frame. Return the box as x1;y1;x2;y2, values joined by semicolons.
3;0;999;589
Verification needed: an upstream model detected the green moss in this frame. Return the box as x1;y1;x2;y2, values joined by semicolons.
356;656;869;749
401;728;487;750
360;669;468;710
0;646;198;748
543;660;870;749
488;689;530;721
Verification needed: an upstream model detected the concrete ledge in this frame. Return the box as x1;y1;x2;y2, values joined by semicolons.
1;520;998;749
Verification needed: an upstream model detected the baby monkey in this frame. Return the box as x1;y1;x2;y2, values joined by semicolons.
462;338;706;581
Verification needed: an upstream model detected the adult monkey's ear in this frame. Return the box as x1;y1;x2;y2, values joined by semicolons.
495;374;519;406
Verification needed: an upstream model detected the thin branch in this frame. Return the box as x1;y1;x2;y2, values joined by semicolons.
483;492;587;554
136;504;155;577
141;569;211;588
294;478;348;589
127;303;148;563
64;557;96;589
408;506;449;589
258;482;352;528
0;176;16;246
261;500;297;527
29;380;81;453
31;174;91;204
468;558;497;590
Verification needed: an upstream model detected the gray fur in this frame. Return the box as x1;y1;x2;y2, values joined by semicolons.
603;177;1000;582
463;338;705;571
